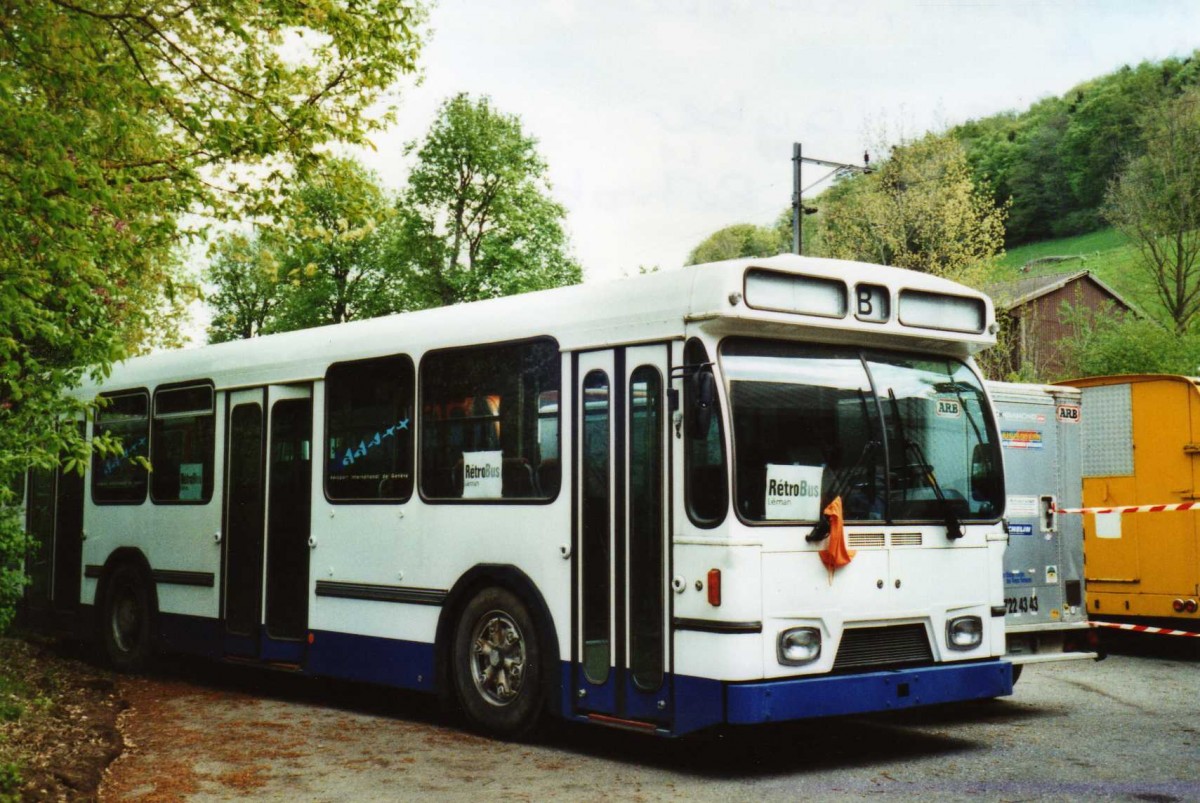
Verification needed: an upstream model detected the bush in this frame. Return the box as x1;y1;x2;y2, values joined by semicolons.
0;507;26;636
0;761;20;802
1050;209;1103;239
1058;304;1200;379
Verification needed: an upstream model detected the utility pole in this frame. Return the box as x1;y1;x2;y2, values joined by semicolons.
792;143;871;255
792;143;803;255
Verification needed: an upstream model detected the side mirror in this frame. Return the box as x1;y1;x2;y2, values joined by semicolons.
688;370;716;440
970;443;1001;503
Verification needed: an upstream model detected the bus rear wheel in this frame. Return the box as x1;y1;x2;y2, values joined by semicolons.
101;563;154;672
452;586;543;738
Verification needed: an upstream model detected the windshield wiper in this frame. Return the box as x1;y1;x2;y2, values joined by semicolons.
807;439;880;543
887;389;963;540
933;379;987;446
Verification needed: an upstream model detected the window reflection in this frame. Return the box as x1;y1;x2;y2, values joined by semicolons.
723;339;1002;524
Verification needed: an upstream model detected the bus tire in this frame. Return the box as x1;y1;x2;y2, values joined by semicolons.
452;586;543;738
101;563;154;672
1011;664;1023;685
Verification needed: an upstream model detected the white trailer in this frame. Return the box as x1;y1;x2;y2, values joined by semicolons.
987;381;1100;675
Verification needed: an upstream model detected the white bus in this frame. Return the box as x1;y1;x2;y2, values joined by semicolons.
21;254;1012;737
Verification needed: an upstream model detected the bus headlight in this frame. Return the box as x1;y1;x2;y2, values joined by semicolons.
777;627;821;665
946;615;983;650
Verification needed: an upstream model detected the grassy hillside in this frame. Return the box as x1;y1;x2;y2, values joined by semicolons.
990;228;1162;320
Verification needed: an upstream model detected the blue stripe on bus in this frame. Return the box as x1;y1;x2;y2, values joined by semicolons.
306;629;436;692
723;660;1013;725
152;614;437;693
157;612;222;657
672;674;725;735
149;613;1009;735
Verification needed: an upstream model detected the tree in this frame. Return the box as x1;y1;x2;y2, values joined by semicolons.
389;94;580;308
265;158;403;332
1104;89;1200;333
953;52;1200;245
1003;101;1077;242
205;234;284;343
818;134;1007;284
0;1;426;629
686;223;787;265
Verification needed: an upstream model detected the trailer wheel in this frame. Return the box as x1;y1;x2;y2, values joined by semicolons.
101;563;154;672
452;586;543;738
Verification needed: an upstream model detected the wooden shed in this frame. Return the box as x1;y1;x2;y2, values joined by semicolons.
986;270;1136;379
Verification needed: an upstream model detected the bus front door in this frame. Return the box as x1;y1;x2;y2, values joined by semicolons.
574;345;672;727
222;385;312;664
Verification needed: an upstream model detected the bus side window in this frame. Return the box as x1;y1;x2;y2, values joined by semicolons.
684;339;728;527
151;384;215;504
420;338;561;502
92;390;150;505
325;355;414;503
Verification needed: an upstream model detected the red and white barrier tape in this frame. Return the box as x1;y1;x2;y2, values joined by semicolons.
1054;502;1199;515
1090;620;1200;638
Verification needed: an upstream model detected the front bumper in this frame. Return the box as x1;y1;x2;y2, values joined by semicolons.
725;660;1013;724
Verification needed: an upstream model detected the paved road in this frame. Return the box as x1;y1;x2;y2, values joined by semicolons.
99;636;1200;801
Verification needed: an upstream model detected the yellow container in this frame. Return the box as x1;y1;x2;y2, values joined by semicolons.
1059;375;1200;622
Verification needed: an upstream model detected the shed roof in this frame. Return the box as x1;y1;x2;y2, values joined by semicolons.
986;270;1134;312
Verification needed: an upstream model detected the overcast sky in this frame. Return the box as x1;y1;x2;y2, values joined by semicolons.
346;0;1200;283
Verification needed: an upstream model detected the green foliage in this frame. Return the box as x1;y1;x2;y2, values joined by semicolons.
1104;88;1200;333
387;93;581;308
0;666;26;722
267;158;403;331
208;159;402;337
954;51;1200;245
205;234;284;343
686;223;787;265
1058;305;1200;379
818;133;1007;283
207;97;580;340
0;698;21;724
0;512;27;635
0;761;21;801
0;1;426;629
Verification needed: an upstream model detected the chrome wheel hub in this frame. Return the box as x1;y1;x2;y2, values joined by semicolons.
470;610;526;707
111;590;140;653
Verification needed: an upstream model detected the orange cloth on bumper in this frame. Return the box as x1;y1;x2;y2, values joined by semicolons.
819;496;856;580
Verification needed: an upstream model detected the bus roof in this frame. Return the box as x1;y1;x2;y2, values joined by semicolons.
86;254;996;394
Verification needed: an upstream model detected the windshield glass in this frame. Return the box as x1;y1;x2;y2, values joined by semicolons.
723;339;1002;524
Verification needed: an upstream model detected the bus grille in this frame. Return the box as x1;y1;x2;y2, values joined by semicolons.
832;624;933;671
848;532;885;548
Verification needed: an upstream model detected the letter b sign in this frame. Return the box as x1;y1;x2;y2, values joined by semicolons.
854;284;889;323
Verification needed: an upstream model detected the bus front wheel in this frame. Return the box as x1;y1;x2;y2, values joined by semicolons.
101;563;154;672
452;586;543;738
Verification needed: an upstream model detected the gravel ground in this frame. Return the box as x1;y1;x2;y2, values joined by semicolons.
96;635;1200;802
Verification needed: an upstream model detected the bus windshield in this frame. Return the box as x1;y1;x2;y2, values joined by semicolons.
722;339;1003;525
